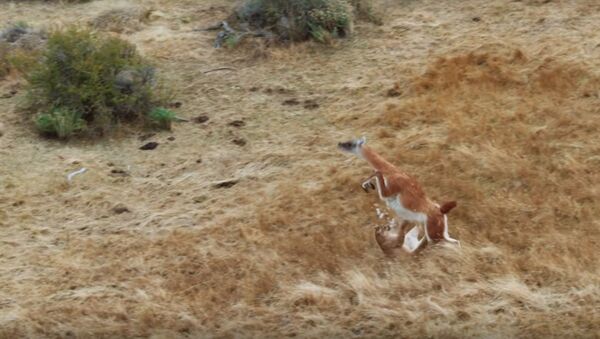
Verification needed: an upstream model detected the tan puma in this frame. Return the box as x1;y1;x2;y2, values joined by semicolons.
338;137;459;254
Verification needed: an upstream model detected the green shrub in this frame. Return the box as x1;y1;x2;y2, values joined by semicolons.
220;0;380;45
229;0;352;43
147;107;175;130
35;107;86;139
20;28;167;138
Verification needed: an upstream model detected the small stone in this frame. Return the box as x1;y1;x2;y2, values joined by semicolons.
213;179;238;189
282;98;300;106
196;158;202;164
472;17;481;22
193;115;209;124
0;122;4;137
193;196;208;203
110;169;129;177
167;136;175;141
112;203;130;214
169;101;182;108
303;100;319;109
228;120;245;128
139;142;158;150
232;138;246;146
386;87;402;97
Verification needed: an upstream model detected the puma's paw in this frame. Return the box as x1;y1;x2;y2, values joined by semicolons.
375;224;391;234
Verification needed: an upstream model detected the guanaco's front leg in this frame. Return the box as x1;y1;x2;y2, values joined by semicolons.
361;172;377;192
371;171;396;199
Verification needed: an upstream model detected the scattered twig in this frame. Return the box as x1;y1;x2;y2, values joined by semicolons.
173;116;189;122
192;22;224;32
67;168;87;183
221;21;235;34
203;67;237;74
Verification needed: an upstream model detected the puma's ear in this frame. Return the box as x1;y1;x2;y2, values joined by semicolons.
440;201;457;214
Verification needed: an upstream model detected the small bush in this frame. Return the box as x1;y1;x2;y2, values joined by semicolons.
147;107;175;130
0;22;46;79
20;28;167;138
35;108;86;139
218;0;380;45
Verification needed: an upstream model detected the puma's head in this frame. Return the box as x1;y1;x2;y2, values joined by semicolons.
337;136;366;156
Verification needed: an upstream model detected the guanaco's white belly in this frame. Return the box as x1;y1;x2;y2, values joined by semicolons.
385;196;426;223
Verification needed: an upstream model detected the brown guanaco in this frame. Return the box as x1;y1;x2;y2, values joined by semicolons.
338;137;459;254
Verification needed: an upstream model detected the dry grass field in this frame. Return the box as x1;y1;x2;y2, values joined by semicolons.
1;0;599;337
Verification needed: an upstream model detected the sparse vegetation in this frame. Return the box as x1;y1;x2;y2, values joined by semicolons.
218;0;380;45
348;0;382;25
91;7;150;34
0;22;46;79
18;28;167;138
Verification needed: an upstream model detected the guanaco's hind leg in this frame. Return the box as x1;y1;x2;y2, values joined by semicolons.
402;225;426;253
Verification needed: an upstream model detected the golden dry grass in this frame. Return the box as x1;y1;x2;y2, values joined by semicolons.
1;0;600;338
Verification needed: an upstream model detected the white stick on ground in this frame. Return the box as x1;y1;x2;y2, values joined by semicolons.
67;168;87;183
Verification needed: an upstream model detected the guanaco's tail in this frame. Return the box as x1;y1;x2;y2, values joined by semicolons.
440;201;457;214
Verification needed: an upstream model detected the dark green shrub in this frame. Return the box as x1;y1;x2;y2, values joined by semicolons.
147;107;175;130
35;107;86;139
218;0;380;45
20;28;167;138
236;0;352;42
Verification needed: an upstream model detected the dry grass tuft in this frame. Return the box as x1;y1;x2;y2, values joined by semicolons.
90;7;151;34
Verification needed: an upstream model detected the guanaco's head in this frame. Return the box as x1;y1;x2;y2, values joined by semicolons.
337;136;366;156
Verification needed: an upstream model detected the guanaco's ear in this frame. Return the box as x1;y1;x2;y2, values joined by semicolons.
440;201;457;214
358;136;366;146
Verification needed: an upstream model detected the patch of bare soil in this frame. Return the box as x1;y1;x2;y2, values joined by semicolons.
1;0;599;337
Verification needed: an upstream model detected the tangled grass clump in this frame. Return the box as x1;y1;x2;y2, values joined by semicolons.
18;28;171;139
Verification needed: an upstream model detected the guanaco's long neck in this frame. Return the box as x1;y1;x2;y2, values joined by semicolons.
360;146;400;175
